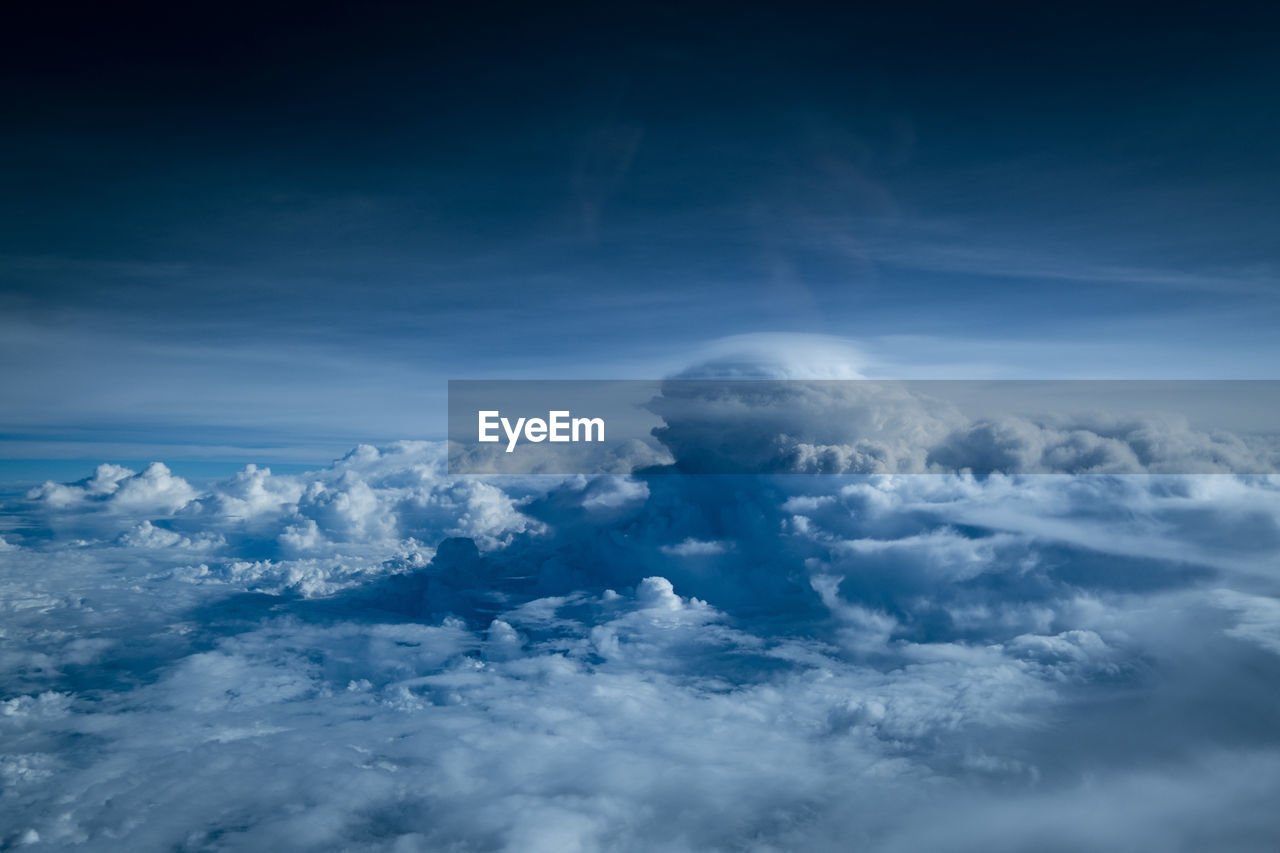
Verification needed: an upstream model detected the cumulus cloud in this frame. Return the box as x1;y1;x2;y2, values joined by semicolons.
930;412;1278;474
2;436;1280;850
643;380;1280;474
117;519;223;550
27;462;196;513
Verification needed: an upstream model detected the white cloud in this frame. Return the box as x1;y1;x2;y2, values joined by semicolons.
659;538;732;557
1214;589;1280;655
3;444;1280;850
643;380;1280;475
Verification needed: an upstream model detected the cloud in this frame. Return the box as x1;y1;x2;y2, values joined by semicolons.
117;519;223;550
26;462;195;513
930;413;1278;474
643;380;1280;474
674;333;870;379
3;440;1280;850
659;538;733;557
1214;589;1280;656
648;379;958;474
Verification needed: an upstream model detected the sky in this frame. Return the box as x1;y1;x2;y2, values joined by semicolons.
3;5;1280;851
3;1;1279;468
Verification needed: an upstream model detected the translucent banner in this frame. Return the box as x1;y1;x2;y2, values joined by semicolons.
447;380;1280;475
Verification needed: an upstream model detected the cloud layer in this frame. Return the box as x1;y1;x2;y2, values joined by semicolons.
3;442;1280;850
647;379;1280;474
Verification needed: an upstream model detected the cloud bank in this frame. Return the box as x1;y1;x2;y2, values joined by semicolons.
646;379;1280;474
3;438;1280;850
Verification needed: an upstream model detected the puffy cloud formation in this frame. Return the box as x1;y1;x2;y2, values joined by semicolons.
645;380;1280;474
26;462;197;513
3;441;1280;850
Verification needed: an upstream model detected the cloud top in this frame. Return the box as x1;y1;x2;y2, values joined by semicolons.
3;442;1280;850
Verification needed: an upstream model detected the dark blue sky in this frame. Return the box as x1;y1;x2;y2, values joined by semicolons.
2;1;1278;468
